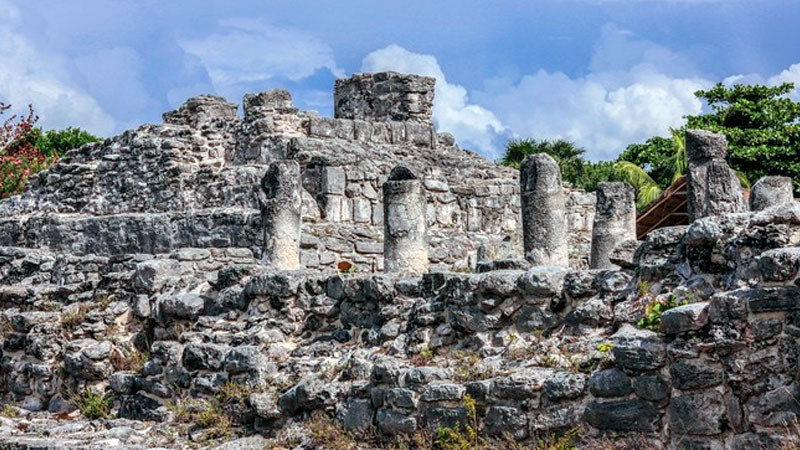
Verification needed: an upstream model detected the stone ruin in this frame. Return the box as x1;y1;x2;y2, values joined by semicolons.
1;72;800;449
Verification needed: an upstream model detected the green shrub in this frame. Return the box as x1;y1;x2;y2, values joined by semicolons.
215;381;252;406
434;394;479;450
34;127;100;157
1;103;100;199
638;294;687;331
0;403;19;418
305;411;359;450
70;388;113;419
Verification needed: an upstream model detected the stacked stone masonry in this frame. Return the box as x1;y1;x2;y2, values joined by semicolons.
2;72;800;449
0;72;595;272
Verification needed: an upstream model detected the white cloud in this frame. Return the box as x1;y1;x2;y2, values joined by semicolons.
357;29;720;161
473;24;715;160
0;2;115;136
721;63;800;102
361;44;507;158
179;19;343;99
477;67;710;161
768;63;800;101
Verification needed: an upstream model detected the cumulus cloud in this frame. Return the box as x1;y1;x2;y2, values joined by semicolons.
0;0;115;135
768;63;800;101
473;24;714;160
361;44;508;158
358;28;719;161
179;19;344;100
721;63;800;103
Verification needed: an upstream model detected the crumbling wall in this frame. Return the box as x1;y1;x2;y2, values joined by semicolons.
0;73;596;271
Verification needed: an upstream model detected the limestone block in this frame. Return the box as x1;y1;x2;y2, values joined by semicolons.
405;122;434;147
333;119;355;140
308;117;338;138
750;176;794;211
334;71;435;123
323;195;343;222
243;90;294;119
162;95;237;128
660;302;710;334
320;166;346;195
353;198;372;223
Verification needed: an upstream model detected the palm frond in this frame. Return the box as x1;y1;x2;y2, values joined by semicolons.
614;161;664;208
734;169;751;189
670;128;687;182
637;184;664;209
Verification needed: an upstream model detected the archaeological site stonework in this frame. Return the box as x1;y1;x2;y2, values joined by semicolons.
1;72;800;449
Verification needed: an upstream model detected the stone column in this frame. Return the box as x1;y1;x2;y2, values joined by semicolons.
590;182;636;269
260;161;302;270
520;153;569;266
750;176;794;211
685;129;746;220
383;165;428;274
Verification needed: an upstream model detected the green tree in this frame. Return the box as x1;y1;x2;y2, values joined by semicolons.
34;127;100;157
686;82;800;194
499;138;622;191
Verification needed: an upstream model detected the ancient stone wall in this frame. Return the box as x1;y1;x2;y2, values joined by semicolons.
334;71;436;123
3;201;800;448
0;73;596;272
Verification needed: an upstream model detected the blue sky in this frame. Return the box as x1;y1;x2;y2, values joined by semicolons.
1;0;798;161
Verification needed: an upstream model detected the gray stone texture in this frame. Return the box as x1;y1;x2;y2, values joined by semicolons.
334;72;435;123
750;176;794;211
685;129;746;220
590;182;636;269
6;70;800;449
383;166;428;274
0;72;575;274
519;153;569;266
259;160;302;269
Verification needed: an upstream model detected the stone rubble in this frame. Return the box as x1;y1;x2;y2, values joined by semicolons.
0;72;799;449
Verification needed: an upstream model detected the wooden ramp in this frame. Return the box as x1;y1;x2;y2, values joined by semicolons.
635;176;689;240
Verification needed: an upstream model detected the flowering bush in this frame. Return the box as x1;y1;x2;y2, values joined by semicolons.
0;103;98;199
0;102;56;198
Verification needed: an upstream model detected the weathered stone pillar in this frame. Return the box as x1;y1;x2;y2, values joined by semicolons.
686;129;746;220
260;161;302;269
590;182;636;269
520;153;569;266
750;176;794;211
383;166;428;274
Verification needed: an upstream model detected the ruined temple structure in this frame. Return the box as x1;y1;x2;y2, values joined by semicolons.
2;72;800;449
0;71;596;274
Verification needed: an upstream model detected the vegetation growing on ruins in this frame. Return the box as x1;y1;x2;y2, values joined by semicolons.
501;81;800;208
500;138;623;192
637;294;687;331
0;102;99;199
69;388;113;420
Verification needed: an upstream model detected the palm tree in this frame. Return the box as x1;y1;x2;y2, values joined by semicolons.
500;138;586;174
